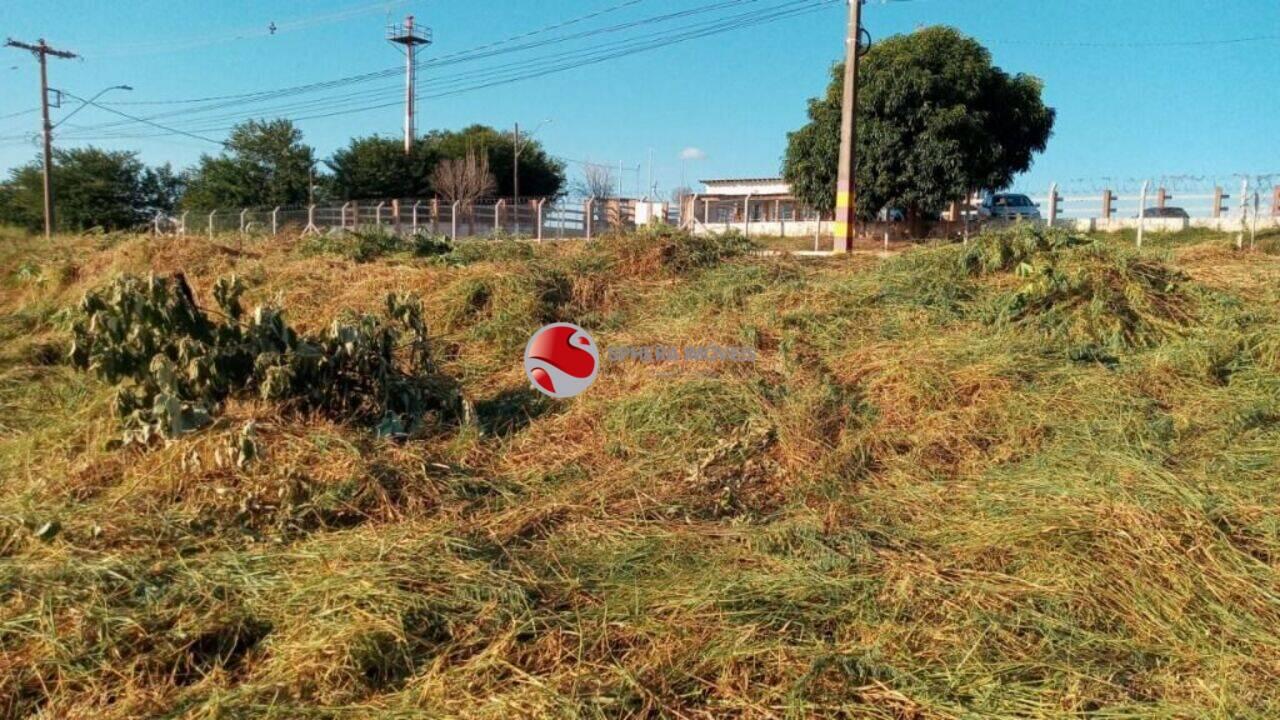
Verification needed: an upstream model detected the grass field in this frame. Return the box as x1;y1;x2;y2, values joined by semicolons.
1;224;1279;719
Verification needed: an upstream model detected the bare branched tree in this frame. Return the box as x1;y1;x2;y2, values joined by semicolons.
575;163;615;200
431;149;497;205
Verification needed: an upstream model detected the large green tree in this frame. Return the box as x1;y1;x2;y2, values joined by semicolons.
325;135;439;201
0;147;182;232
181;119;315;211
783;26;1055;226
423;124;566;200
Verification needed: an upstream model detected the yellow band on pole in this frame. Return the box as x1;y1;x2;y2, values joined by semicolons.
833;221;848;236
835;191;853;209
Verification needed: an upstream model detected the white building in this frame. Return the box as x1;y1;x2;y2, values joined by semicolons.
682;177;828;237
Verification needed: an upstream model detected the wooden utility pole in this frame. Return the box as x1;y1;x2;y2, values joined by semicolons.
6;37;78;239
834;0;864;253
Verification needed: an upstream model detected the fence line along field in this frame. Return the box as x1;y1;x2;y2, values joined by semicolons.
2;223;1280;718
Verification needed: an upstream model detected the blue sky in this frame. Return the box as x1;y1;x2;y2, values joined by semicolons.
1;0;1277;197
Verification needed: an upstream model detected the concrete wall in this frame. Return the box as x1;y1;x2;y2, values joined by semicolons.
1061;217;1279;233
692;216;1279;238
691;219;831;238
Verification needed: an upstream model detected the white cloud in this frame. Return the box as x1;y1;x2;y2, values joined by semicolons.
680;147;706;161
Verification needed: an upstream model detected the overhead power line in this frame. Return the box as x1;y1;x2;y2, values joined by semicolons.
72;0;414;58
59;91;227;146
45;0;838;143
98;0;665;107
987;33;1280;48
87;0;826;135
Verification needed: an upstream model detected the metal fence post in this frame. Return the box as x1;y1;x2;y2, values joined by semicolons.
391;199;400;231
412;201;421;232
495;199;505;234
1137;180;1149;248
743;193;752;238
180;211;188;237
239;208;248;234
431;198;439;234
208;210;216;239
271;206;280;235
450;201;459;240
1102;189;1113;221
153;213;161;236
340;202;348;229
585;198;594;240
536;198;546;242
1213;186;1224;219
375;201;385;227
1237;178;1249;250
1251;188;1260;249
1047;183;1059;226
304;204;318;235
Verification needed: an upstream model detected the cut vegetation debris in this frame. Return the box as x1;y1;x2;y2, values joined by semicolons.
2;224;1280;718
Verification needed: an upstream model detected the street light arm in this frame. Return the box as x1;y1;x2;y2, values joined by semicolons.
515;118;553;157
51;84;132;129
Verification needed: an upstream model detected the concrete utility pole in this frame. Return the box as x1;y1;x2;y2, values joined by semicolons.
834;0;865;253
513;122;520;213
512;120;551;229
647;148;654;200
6;37;78;239
387;16;431;155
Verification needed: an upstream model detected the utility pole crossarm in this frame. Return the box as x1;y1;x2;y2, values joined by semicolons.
5;38;78;59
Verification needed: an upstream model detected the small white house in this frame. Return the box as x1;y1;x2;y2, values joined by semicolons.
683;177;827;237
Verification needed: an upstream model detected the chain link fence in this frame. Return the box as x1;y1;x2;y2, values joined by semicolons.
153;197;669;241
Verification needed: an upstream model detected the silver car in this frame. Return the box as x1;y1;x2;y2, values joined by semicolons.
979;193;1041;220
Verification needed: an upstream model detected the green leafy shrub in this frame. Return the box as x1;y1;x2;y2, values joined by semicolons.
962;224;1093;276
301;227;407;263
303;227;455;262
70;273;462;444
987;245;1196;354
410;230;453;257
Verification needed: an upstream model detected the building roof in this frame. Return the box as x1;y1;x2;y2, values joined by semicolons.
699;177;786;186
698;177;793;197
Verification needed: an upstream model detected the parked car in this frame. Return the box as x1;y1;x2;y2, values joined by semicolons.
1140;207;1190;219
978;193;1041;220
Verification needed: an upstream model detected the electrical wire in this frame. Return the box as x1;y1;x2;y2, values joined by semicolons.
47;0;837;143
98;0;661;107
72;0;414;59
39;1;751;136
70;0;821;137
58;91;227;146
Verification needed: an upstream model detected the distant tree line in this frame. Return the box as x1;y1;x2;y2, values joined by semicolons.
0;120;566;232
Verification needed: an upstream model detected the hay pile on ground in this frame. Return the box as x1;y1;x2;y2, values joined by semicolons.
1;224;1279;718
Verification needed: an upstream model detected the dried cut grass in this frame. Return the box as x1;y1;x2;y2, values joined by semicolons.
2;226;1280;718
